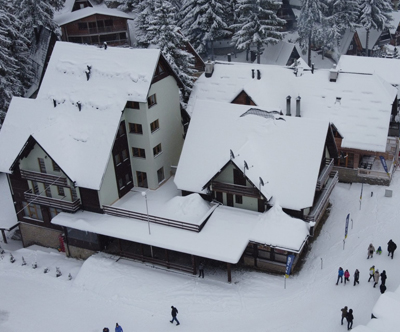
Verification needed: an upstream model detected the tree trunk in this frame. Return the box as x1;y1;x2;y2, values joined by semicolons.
257;43;261;64
366;29;370;57
308;34;312;67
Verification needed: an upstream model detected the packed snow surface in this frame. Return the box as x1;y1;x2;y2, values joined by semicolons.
2;171;400;331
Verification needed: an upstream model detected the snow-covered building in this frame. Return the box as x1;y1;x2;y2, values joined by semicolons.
55;0;134;46
0;41;184;256
187;61;399;185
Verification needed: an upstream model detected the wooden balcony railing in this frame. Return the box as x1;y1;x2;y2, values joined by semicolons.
211;181;260;198
305;171;338;223
24;189;81;212
103;205;200;232
20;170;68;186
316;159;334;191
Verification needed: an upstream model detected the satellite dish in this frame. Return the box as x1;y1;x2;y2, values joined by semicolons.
230;149;235;160
244;160;249;170
259;177;264;186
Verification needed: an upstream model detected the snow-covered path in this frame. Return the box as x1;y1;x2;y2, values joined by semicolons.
1;174;400;332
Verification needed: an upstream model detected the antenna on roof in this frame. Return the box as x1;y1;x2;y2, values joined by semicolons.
53;99;57;108
77;101;82;111
259;177;265;197
230;149;235;160
243;160;249;177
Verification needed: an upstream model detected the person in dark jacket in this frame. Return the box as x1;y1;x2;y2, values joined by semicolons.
341;306;348;325
346;309;354;330
354;269;360;286
380;270;387;286
336;267;344;285
170;306;180;326
198;262;204;278
387;239;397;259
380;283;387;294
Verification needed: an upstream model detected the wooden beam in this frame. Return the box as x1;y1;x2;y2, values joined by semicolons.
227;263;232;283
192;255;196;275
1;230;7;244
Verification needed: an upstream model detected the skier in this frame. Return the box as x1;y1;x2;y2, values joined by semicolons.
380;270;387;286
115;323;123;332
373;269;380;288
353;269;360;286
344;269;350;284
341;306;348;325
368;266;375;282
346;309;354;330
336;267;344;285
170;306;180;326
198;261;204;278
387;239;397;259
376;246;382;255
367;243;375;259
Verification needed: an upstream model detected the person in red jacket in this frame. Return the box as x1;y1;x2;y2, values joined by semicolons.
344;269;350;284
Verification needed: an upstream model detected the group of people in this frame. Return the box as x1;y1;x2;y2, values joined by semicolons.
367;240;397;260
340;306;354;330
336;267;360;286
368;266;388;293
103;323;123;332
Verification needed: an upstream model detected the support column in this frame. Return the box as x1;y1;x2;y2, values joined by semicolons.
165;249;170;269
227;263;232;283
192;255;197;275
1;230;7;244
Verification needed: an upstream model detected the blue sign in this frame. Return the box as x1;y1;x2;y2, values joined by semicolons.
380;156;388;174
285;254;295;278
345;214;350;239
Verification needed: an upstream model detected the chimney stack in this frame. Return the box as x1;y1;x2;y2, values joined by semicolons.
286;96;291;116
227;53;231;62
296;96;301;117
329;65;339;82
205;60;214;78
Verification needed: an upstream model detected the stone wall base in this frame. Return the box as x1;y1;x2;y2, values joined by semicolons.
20;223;62;249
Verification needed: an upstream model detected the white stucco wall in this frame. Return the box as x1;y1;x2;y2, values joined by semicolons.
98;155;119;206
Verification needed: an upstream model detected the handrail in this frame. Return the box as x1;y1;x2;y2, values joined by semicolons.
20;170;68;186
24;189;81;212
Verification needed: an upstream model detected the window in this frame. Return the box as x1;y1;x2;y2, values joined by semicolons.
122;149;129;161
157;167;165;184
233;169;246;186
32;181;39;195
114;153;121;165
38;158;46;173
235;195;243;204
125;173;132;185
78;22;87;30
150;119;160;133
118;122;126;137
129;123;143;134
97;20;104;28
125;101;140;109
104;19;113;27
156;63;165;75
136;171;148;188
71;187;78;201
88;22;96;29
118;178;124;189
153;143;162;157
45;185;52;198
147;94;157;107
57;186;65;196
132;147;146;158
52;160;60;172
23;202;43;221
49;208;61;219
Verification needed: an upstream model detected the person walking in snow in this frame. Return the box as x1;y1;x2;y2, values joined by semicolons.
346;309;354;330
373;269;380;288
380;283;387;294
368;266;375;282
115;323;123;332
380;270;387;286
353;269;360;286
170;306;180;326
344;269;350;284
367;243;375;259
336;267;344;285
387;239;397;259
341;306;348;325
198;261;204;278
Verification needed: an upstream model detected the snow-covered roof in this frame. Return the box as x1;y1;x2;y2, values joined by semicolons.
187;62;397;152
55;0;134;26
259;41;300;66
175;100;329;211
0;42;161;189
337;54;400;87
356;28;382;49
338;29;355;55
0;173;18;230
52;203;309;263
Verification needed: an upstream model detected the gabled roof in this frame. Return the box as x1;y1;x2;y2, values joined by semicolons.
356;28;382;49
390;10;400;34
0;42;163;190
187;62;397;152
175;100;330;211
259;41;301;66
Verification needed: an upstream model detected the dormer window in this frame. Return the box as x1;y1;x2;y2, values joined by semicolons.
148;94;157;108
125;101;140;109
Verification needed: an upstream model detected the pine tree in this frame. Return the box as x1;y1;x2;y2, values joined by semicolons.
357;0;393;56
232;0;286;64
112;0;141;12
179;0;231;54
134;0;157;48
147;0;195;101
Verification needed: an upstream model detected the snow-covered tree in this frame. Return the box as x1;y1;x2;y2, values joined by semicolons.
0;0;32;119
331;0;359;35
134;0;157;47
16;0;64;40
357;0;393;56
232;0;286;64
179;0;231;54
112;0;141;12
147;0;195;101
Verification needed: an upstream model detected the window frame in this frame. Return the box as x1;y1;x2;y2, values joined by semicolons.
57;186;65;196
132;147;146;159
150;119;160;133
129;122;143;134
157;167;165;184
147;94;157;108
153;143;162;157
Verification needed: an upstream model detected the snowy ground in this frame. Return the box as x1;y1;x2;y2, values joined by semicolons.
1;172;400;331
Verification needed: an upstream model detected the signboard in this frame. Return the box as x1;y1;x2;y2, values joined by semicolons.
345;214;350;239
285;254;295;278
380;156;388;174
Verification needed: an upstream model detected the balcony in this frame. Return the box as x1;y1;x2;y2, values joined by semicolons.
24;189;81;212
211;181;260;198
305;171;339;224
20;170;68;186
316;159;334;191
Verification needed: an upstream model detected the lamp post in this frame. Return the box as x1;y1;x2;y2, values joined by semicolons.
141;192;153;257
